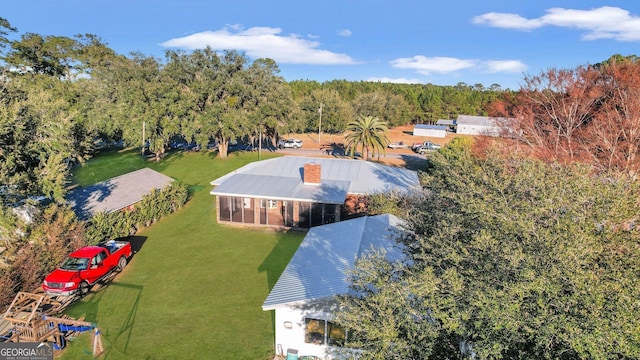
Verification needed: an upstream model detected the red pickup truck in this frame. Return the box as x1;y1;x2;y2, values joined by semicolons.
43;240;132;296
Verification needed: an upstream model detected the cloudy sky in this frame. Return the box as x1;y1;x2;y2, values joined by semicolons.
4;1;640;90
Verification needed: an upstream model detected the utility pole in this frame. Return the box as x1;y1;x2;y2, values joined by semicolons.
258;124;262;160
318;102;323;145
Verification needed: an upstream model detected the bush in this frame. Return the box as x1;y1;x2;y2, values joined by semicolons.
85;182;189;244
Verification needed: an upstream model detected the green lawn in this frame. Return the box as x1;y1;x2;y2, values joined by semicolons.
60;149;305;359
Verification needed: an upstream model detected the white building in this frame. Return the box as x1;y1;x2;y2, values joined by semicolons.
413;124;448;138
262;214;405;359
455;115;510;136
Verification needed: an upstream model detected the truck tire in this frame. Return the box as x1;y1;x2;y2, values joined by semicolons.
117;256;127;272
79;281;90;296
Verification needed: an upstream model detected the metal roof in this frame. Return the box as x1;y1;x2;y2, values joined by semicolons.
414;124;448;130
436;119;455;126
210;156;420;203
211;173;350;204
456;115;502;127
262;214;405;310
67;168;174;220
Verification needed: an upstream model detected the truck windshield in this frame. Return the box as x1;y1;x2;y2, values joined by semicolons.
60;257;89;271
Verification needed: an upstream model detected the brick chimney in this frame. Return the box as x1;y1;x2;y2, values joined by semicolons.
303;163;321;185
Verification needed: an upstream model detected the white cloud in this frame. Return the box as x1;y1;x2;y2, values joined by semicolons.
473;6;640;41
390;56;478;75
390;56;526;76
161;25;357;65
472;12;542;30
482;60;527;73
366;77;424;84
337;29;352;37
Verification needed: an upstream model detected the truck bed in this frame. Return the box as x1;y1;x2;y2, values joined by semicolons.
100;240;129;255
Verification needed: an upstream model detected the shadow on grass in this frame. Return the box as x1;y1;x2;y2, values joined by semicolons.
66;280;144;358
258;228;306;334
126;235;148;255
101;281;144;357
258;229;306;290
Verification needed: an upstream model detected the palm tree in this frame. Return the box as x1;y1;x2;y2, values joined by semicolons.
344;115;390;161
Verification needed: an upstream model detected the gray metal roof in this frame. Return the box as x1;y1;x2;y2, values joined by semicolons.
67;168;174;220
456;115;501;127
414;124;448;130
210;156;420;203
436;119;455;126
262;214;405;310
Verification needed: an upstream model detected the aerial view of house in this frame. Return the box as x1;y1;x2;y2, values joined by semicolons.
209;156;420;228
262;213;406;359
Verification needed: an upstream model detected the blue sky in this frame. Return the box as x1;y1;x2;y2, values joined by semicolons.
3;1;640;90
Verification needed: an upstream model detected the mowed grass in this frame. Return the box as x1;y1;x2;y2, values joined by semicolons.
60;149;305;359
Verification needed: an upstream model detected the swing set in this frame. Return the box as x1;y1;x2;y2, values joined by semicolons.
0;292;103;357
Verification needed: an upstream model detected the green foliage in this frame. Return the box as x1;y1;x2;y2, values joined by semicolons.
0;74;89;200
1;204;86;304
85;182;188;244
298;88;352;135
366;191;423;219
351;90;412;127
0;17;17;58
338;151;640;359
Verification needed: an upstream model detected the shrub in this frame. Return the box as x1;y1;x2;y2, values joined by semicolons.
85;182;189;244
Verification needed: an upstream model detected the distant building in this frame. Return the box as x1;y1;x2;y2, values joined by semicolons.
435;119;456;132
412;124;448;138
455;115;511;136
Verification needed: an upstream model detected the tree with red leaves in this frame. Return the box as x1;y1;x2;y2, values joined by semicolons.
491;55;640;176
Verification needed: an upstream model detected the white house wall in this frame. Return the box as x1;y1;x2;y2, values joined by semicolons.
273;304;348;360
456;124;501;136
413;128;447;138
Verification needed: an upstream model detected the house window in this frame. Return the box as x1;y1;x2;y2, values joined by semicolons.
284;201;294;227
304;318;345;347
219;196;231;221
310;203;323;227
298;202;310;228
260;199;278;209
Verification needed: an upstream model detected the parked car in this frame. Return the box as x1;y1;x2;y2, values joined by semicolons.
43;240;133;296
388;141;409;149
278;139;303;149
413;141;441;153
